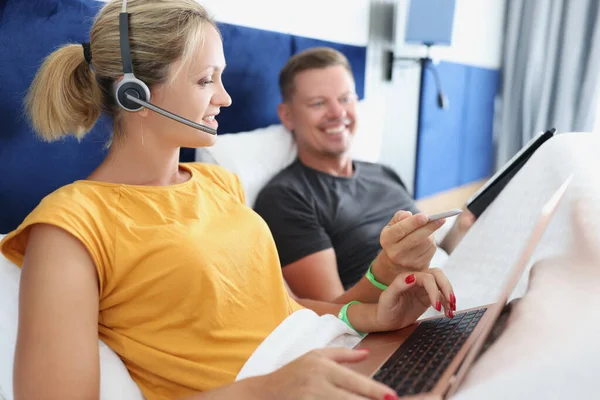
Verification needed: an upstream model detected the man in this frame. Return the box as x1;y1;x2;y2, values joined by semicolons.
254;47;475;302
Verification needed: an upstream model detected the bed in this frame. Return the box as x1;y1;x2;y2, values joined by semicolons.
1;1;600;399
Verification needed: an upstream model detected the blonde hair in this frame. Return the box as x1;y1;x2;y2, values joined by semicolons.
279;47;353;102
25;0;217;142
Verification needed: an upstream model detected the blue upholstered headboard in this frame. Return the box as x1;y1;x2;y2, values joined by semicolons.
0;0;366;234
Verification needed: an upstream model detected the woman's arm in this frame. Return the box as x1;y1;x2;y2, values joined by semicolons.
14;224;100;400
180;376;264;400
182;348;397;400
285;269;455;334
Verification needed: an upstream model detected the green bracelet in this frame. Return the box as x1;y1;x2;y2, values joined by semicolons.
365;261;389;290
338;300;367;337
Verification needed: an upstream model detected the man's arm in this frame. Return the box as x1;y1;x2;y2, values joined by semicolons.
282;249;344;301
283;211;445;304
256;184;445;304
254;184;340;293
255;184;390;303
282;248;388;303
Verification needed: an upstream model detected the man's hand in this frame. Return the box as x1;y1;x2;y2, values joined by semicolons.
373;210;446;285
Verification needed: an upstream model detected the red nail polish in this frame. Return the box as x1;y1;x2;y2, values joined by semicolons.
435;300;441;311
448;309;455;318
405;274;415;284
450;292;456;304
451;302;456;311
384;394;398;400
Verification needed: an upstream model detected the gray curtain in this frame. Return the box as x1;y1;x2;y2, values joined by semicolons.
495;0;600;169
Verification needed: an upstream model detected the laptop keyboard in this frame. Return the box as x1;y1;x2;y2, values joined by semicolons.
372;308;487;396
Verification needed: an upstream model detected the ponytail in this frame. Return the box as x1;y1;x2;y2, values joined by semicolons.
25;44;102;142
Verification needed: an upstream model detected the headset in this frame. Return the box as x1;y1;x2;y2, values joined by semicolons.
113;0;217;135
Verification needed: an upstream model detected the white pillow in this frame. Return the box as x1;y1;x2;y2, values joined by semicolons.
198;99;384;207
0;235;20;400
0;235;144;400
199;124;298;208
351;97;384;163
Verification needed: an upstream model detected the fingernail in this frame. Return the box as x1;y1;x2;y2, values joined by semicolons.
405;274;415;284
384;394;399;400
435;300;441;311
450;292;456;304
451;302;456;311
359;348;370;353
448;309;455;318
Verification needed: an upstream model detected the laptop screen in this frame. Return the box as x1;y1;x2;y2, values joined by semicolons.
447;175;572;395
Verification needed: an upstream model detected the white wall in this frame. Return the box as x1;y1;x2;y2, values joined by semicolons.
391;0;506;69
426;0;506;69
201;0;370;46
378;0;507;194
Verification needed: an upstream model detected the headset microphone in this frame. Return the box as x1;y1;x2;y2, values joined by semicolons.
113;0;217;136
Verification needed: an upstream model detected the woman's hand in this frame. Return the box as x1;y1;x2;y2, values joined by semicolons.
259;348;398;400
374;269;456;332
343;268;456;334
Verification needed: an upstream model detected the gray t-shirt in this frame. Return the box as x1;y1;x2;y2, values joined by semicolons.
254;159;420;289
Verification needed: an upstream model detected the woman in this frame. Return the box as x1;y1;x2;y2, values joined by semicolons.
0;1;455;399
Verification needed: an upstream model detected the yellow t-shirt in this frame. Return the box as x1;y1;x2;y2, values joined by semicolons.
0;163;303;400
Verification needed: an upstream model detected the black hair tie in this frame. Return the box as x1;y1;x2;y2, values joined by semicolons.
82;42;92;64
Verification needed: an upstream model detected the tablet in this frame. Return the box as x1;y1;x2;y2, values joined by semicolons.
466;128;556;218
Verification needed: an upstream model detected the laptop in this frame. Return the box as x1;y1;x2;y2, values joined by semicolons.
348;175;573;399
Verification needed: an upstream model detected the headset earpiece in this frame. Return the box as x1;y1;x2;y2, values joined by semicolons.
114;73;151;112
115;3;148;113
113;0;217;135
